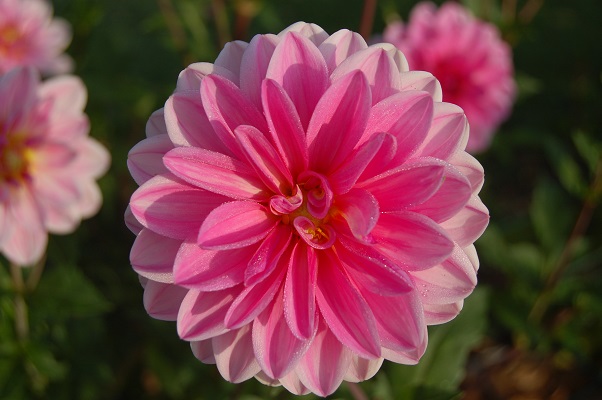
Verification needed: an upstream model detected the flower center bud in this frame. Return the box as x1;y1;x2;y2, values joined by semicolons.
269;171;336;249
1;133;33;184
0;24;21;55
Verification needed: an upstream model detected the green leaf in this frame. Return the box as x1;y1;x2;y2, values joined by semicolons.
543;138;588;198
387;288;488;398
573;130;601;174
530;179;575;250
28;265;111;322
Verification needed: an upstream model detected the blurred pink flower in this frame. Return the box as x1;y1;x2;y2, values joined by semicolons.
0;0;73;75
0;67;109;265
384;2;515;152
127;22;488;397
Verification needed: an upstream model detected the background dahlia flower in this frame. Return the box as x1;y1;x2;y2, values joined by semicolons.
0;67;109;266
127;22;489;397
0;0;73;76
384;2;515;153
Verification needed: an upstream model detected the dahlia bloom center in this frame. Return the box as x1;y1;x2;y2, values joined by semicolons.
1;133;33;184
274;171;336;249
0;24;22;55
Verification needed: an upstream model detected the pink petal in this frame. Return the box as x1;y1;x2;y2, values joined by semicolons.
39;75;87;114
334;188;379;240
278;22;329;46
400;71;443;102
190;340;216;364
316;250;381;359
177;287;239;341
212;325;261;383
224;263;286;329
174;240;256;290
440;195;489;247
370;42;410;72
328;132;387;194
372;211;454;270
415;102;469;159
0;67;37;121
234;125;294;195
145;108;167;137
307;70;371;173
361;90;433;170
344;356;384;383
410;244;478;305
261;79;308;177
318;29;367;73
240;34;280;109
176;62;237;93
1;186;47;266
362;288;427;363
423;301;463;325
197;201;279;250
201;74;268;157
448;151;485;193
165;92;232;154
295;319;353;397
284;242;318;340
266;32;329;130
74;137;110;178
130;174;225;240
143;280;187;321
252;291;312;379
331;47;400;105
409;162;472;222
337;238;413;296
280;371;311;395
359;158;445;212
214;40;249;84
163;146;269;200
254;371;281;387
245;224;292;286
130;228;180;283
124;205;143;235
359;132;398;180
127;134;173;185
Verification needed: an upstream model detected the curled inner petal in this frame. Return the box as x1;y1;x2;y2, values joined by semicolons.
293;216;336;249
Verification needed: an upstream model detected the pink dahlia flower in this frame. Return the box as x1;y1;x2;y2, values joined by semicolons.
384;2;515;152
127;22;488;397
0;0;73;75
0;67;109;266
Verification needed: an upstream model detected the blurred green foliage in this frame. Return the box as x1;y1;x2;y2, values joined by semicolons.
1;0;602;398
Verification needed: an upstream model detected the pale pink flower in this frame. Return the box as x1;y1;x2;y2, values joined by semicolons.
0;67;109;265
127;22;488;397
384;2;515;152
0;0;73;75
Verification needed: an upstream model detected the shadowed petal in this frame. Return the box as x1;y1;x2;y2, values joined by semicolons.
307;70;371;173
410;244;477;305
316;250;381;359
253;290;312;379
318;29;367;73
284;242;318;340
296;319;353;397
448;151;485;193
372;211;454;270
278;22;329;46
344;356;384;383
423;301;463;325
212;325;261;383
334;188;379;240
130;174;226;240
266;32;329;130
262;79;308;177
214;40;248;84
415;102;469;159
240;34;280;109
127;134;173;185
174;240;257;290
197;201;279;250
359;158;445;212
400;71;443;101
280;371;311;395
245;224;292;286
177;287;239;341
234;125;294;195
331;47;400;105
130;229;179;283
191;340;216;364
164;146;270;200
440;195;489;247
176;62;237;93
201;74;268;157
145;108;168;137
143;281;187;321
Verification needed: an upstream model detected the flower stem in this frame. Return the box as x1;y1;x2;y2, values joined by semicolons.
10;262;29;341
347;381;370;400
529;156;602;323
359;0;377;40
